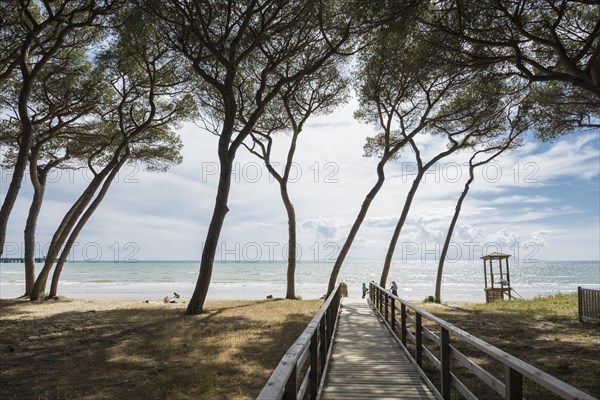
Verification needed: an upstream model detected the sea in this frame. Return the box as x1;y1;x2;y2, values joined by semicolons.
1;260;599;302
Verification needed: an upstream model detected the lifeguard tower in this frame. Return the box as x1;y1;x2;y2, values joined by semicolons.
481;252;512;303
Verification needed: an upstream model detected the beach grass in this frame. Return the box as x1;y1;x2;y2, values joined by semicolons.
0;297;321;400
419;293;600;399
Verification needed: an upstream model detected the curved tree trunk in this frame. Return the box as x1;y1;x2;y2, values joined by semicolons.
280;183;297;299
30;160;118;300
280;128;300;300
28;194;86;299
434;133;521;302
379;138;464;288
434;175;474;302
23;155;46;296
49;157;127;298
379;169;425;287
0;73;34;257
327;155;389;295
0;153;29;258
186;155;233;314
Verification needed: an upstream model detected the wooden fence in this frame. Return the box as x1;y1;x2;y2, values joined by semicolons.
257;283;344;400
369;282;595;400
578;287;600;323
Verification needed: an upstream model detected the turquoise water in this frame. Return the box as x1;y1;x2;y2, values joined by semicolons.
1;260;598;301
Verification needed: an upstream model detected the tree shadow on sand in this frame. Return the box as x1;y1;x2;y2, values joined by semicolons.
0;298;320;400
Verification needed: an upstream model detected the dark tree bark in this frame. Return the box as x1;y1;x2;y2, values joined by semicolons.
379;136;472;288
49;154;128;298
380;168;425;287
327;154;389;295
245;61;349;299
146;0;358;314
187;153;233;313
30;159;120;300
23;154;46;296
434;168;474;302
434;127;525;302
0;1;117;257
428;0;600;98
281;183;298;299
0;71;34;258
23;140;71;296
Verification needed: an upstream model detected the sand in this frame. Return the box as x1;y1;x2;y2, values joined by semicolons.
0;296;322;400
1;297;183;318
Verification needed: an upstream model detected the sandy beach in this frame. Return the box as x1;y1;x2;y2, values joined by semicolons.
0;297;321;400
1;297;177;318
2;293;598;399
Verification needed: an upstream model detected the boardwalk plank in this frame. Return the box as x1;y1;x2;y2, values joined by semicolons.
321;298;435;400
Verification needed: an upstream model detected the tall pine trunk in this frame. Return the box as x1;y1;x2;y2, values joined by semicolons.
23;155;46;295
434;135;520;302
327;156;389;295
280;183;297;299
326;129;423;296
435;174;474;302
49;157;127;297
380;142;461;287
380;169;425;287
0;73;34;257
186;155;233;314
30;160;118;300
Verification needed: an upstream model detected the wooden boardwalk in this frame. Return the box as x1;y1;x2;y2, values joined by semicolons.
321;298;435;400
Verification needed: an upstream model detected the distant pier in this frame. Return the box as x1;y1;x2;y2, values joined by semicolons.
0;257;46;263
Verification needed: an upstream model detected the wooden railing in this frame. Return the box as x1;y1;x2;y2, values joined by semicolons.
257;283;344;400
578;287;600;323
369;282;596;400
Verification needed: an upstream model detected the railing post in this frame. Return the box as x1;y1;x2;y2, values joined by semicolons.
440;327;451;400
323;309;330;351
578;286;583;322
385;292;389;323
401;303;407;345
309;329;318;399
258;282;344;400
284;362;297;400
326;308;333;345
319;317;326;373
416;313;422;367
391;297;396;332
505;366;523;400
372;284;375;303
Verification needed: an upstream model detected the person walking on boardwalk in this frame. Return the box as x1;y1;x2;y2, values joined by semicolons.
389;281;398;297
362;283;369;298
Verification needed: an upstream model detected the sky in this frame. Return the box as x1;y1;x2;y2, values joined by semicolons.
1;99;599;263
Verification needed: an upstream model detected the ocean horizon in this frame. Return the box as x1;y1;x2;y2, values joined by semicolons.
1;259;599;302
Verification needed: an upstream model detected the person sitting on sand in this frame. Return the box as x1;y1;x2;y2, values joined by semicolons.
389;281;398;297
163;296;177;304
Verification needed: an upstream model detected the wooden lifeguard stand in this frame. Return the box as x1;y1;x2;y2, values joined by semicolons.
481;252;512;303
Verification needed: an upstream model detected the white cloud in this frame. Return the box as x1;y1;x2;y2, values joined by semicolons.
488;228;521;248
412;218;445;242
530;229;551;247
301;217;338;239
490;195;552;204
363;216;398;228
454;224;485;242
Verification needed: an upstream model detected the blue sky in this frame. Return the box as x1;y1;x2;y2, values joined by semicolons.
1;100;599;262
